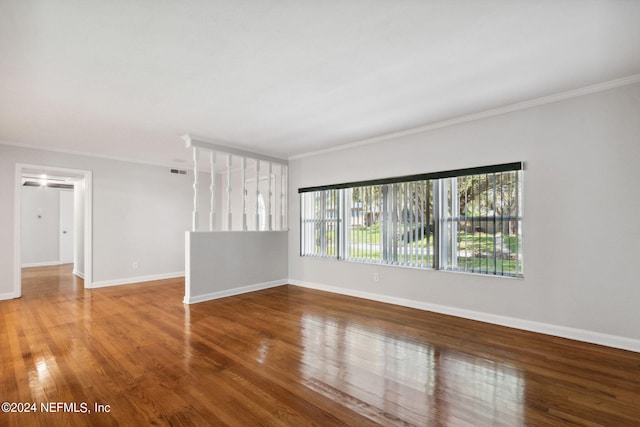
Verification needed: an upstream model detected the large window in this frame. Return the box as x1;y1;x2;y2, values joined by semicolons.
299;163;523;277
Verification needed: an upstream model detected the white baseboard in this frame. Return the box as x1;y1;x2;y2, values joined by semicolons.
289;279;640;354
73;269;85;279
184;279;288;304
91;272;184;289
0;292;18;301
21;261;62;268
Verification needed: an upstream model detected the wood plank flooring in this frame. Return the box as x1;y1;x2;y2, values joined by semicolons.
2;265;640;426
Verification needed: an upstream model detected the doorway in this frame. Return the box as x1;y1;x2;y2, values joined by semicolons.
14;164;93;297
59;189;74;264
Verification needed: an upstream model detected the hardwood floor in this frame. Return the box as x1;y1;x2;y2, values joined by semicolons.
2;265;640;426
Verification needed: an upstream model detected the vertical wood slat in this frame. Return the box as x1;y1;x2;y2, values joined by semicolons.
192;147;199;232
242;157;247;231
256;160;261;230
281;165;286;230
282;166;287;230
210;151;216;231
268;162;273;231
227;154;232;231
186;140;288;232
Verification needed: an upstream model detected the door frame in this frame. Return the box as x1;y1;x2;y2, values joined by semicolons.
58;188;75;265
14;163;93;296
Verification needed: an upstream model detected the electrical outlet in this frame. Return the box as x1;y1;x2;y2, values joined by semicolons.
133;261;139;270
373;272;379;282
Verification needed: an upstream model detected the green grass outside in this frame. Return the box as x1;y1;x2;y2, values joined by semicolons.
315;226;522;274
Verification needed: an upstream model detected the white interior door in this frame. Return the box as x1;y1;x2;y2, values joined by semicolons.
59;190;74;264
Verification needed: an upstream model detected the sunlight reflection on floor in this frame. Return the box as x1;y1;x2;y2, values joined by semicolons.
301;314;524;425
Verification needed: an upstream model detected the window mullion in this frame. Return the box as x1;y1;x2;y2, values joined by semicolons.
392;184;398;264
433;180;441;270
341;189;348;260
451;177;459;271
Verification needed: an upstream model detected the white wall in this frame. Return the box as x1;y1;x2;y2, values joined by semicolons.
0;144;195;296
20;185;60;266
185;231;288;303
288;82;640;350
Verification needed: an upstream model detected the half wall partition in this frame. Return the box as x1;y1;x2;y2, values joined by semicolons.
183;135;288;304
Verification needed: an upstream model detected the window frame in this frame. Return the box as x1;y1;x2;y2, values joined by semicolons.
299;162;523;278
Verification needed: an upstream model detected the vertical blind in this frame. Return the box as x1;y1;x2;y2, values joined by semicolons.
299;162;523;277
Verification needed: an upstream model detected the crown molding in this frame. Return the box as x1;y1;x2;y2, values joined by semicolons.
0;139;191;171
3;74;639;165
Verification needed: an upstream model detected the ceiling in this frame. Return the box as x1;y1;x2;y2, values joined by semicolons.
1;1;639;167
